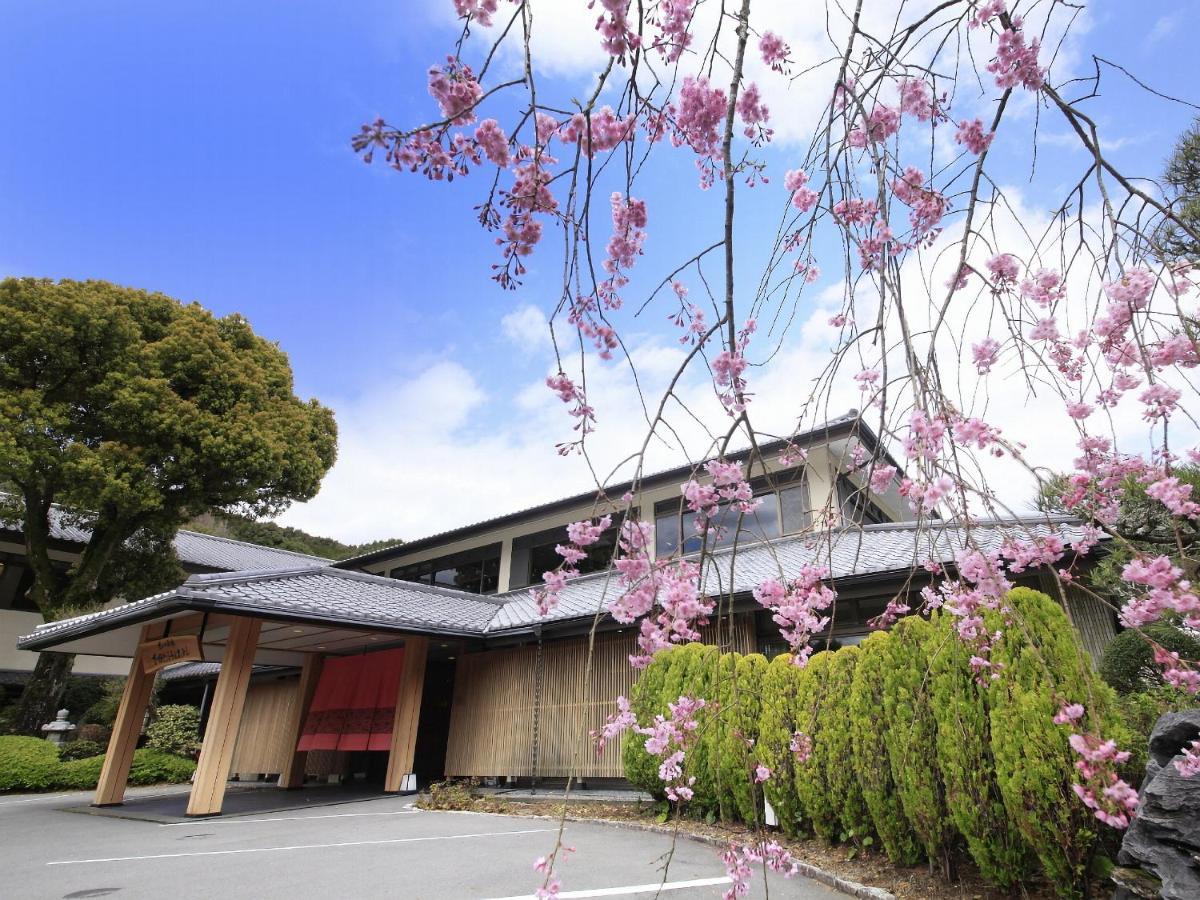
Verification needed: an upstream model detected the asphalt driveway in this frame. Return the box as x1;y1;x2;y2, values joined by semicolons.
0;786;843;899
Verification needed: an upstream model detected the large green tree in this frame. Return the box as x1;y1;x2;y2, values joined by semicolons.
1158;116;1200;262
0;279;337;732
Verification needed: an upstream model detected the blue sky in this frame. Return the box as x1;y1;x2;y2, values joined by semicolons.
1;1;1194;542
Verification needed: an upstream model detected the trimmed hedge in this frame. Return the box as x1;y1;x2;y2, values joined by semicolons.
986;587;1126;897
927;612;1031;888
880;615;956;876
624;588;1129;894
1100;622;1200;695
850;631;921;865
0;735;195;793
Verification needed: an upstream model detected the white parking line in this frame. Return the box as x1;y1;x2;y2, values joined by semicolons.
484;876;732;899
46;827;556;865
158;809;421;826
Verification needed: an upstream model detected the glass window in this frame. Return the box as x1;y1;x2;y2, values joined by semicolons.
780;483;811;534
524;520;621;585
390;543;501;594
838;476;891;526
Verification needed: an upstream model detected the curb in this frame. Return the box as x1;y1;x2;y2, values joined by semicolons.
420;804;896;900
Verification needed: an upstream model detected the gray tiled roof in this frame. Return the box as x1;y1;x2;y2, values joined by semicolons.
1;501;331;572
484;516;1098;630
18;516;1100;651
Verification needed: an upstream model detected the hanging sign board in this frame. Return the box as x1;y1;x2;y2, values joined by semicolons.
140;634;203;674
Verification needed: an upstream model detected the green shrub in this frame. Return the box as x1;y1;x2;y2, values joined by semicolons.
59;740;106;761
80;679;125;726
758;653;805;837
0;734;194;792
146;705;201;757
0;736;62;792
718;653;768;825
57;749;195;789
792;650;841;841
623;649;670;797
824;646;873;844
927;612;1032;888
849;631;921;865
1116;687;1199;784
987;587;1126;897
881;615;957;876
678;644;720;813
1100;623;1200;695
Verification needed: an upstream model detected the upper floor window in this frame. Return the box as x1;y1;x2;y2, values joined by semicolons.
837;474;891;526
654;473;811;558
511;517;626;588
390;542;502;595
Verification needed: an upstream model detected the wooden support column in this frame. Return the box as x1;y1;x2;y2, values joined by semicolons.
93;622;166;807
277;653;324;789
384;636;429;793
186;617;261;816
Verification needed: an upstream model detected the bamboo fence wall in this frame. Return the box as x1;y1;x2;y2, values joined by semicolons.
445;619;755;779
230;679;297;777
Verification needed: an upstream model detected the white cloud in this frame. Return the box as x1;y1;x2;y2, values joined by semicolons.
501;303;551;351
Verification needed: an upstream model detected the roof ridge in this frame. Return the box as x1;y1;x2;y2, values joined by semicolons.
176;528;332;561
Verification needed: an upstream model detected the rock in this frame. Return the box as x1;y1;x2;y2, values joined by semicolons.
1148;711;1200;767
1114;710;1200;900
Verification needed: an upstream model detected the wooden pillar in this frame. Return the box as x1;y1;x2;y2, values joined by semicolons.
186;617;261;816
93;622;166;807
278;653;324;789
384;636;429;793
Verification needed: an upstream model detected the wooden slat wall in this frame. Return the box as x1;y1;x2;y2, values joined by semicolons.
230;678;298;777
445;616;755;779
1035;572;1117;667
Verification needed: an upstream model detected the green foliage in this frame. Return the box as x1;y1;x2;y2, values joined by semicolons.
622;649;669;798
677;645;719;813
58;740;106;761
792;650;840;841
987;587;1125;897
80;679;126;727
0;736;62;791
186;511;402;562
1100;623;1200;695
849;631;922;865
1158;115;1200;261
1117;687;1200;782
823;647;873;845
146;705;201;757
717;653;768;825
880;616;956;874
0;278;338;730
59;678;109;723
927;613;1031;888
757;653;805;837
0;736;195;792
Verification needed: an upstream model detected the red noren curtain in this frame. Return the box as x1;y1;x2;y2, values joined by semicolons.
296;647;405;752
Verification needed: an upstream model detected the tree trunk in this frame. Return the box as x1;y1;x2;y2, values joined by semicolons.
10;651;77;736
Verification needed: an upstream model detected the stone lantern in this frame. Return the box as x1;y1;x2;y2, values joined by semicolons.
41;708;76;745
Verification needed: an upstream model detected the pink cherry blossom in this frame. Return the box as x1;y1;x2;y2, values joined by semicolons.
428;57;484;125
972;336;1001;374
956;118;995;154
1175;739;1200;777
453;0;500;27
759;30;790;72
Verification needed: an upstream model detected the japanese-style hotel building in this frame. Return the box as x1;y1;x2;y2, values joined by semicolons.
14;412;1116;815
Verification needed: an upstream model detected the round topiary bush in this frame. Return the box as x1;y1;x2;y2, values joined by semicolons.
849;631;921;866
1099;622;1200;695
146;704;201;758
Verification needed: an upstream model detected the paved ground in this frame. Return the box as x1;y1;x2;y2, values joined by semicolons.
0;786;843;899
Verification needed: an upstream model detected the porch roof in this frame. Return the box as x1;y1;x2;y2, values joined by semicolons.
17;516;1100;659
